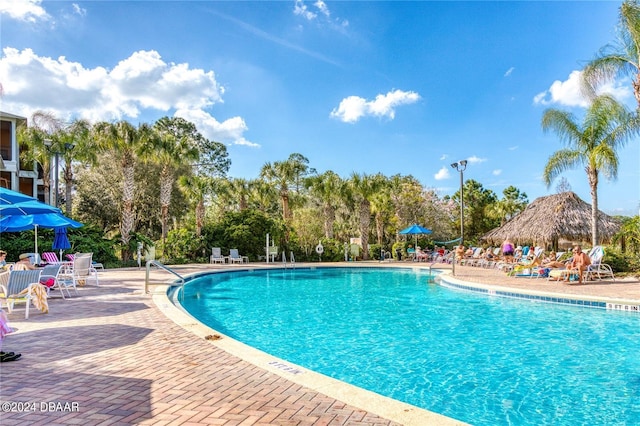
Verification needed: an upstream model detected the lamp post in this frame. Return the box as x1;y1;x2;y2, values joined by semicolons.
43;139;59;207
451;160;467;246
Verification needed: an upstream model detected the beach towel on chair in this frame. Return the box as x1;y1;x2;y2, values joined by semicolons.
17;284;49;314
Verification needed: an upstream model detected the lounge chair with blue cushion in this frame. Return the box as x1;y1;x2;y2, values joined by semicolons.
210;247;225;264
227;249;248;264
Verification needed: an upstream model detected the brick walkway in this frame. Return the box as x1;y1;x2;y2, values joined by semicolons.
1;263;638;425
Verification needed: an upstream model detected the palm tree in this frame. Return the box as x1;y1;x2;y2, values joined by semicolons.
260;160;296;220
151;117;200;246
582;0;640;108
93;120;154;261
229;178;252;211
178;174;212;237
369;175;392;246
348;173;383;260
56;118;92;216
612;215;640;253
541;94;639;246
16;111;62;205
305;171;343;239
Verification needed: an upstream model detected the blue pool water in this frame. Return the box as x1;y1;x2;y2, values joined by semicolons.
178;267;640;425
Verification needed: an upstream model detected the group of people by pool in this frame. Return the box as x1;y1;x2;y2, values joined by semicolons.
438;239;594;284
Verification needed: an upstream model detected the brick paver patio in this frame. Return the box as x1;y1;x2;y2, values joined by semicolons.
1;262;638;425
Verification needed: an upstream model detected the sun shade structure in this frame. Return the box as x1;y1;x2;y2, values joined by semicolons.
0;187;83;253
481;191;620;248
399;224;432;247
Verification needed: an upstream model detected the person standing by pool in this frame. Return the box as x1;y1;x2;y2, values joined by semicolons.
501;238;514;263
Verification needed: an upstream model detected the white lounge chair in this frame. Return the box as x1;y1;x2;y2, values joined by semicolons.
227;249;248;264
60;252;100;287
210;247;225;264
0;269;44;319
40;263;74;299
584;246;615;281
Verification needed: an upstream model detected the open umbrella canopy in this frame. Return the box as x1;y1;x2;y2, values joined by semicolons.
0;187;38;204
0;213;83;232
0;187;83;254
399;224;433;235
0;199;63;216
399;224;432;247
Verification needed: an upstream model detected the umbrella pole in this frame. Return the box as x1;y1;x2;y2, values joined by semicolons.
34;224;38;255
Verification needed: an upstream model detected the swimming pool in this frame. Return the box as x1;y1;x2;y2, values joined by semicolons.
178;267;640;425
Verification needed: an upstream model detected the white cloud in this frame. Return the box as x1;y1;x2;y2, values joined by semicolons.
0;47;254;147
533;69;631;107
434;166;450;181
177;109;259;147
508;146;518;151
294;0;316;20
314;0;330;17
439;154;447;161
504;67;514;77
72;3;86;17
330;89;420;123
467;155;486;164
0;0;48;22
294;0;348;28
492;169;502;176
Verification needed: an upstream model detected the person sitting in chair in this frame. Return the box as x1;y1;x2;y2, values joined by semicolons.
567;245;591;284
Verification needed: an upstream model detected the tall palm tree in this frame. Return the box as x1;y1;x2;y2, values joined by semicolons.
229;178;252;211
56;118;92;216
249;179;278;214
541;94;639;246
305;170;343;239
93;120;154;260
178;174;212;237
151;117;200;246
582;0;640;108
16;111;62;205
348;173;383;260
260;160;296;220
369;175;392;246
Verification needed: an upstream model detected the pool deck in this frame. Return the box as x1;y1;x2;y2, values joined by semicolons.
1;262;638;425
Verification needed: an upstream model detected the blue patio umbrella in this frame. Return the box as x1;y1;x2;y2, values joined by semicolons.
399;223;432;247
0;188;83;254
0;187;38;204
52;226;72;260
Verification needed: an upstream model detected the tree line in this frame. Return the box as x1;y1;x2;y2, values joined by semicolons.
14;0;640;264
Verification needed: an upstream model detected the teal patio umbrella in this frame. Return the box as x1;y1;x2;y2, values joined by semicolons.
399;224;432;247
0;188;83;254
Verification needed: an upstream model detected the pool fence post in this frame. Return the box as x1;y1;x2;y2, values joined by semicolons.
266;233;270;264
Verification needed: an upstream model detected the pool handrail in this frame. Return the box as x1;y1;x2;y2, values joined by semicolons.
145;260;185;294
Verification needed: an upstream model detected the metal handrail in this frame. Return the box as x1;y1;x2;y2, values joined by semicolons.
145;260;185;294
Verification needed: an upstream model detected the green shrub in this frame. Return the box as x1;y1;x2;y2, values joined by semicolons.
0;225;118;267
603;247;640;273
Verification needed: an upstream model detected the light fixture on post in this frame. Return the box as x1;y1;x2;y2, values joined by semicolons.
451;160;468;246
43;138;59;207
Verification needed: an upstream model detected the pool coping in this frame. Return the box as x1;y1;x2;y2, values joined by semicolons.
152;264;638;426
438;272;640;313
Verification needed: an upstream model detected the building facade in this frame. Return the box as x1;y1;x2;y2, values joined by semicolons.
0;111;44;200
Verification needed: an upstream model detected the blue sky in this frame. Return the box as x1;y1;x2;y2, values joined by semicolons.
1;0;638;216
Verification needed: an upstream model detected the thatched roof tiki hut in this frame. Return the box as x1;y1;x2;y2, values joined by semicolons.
481;191;620;249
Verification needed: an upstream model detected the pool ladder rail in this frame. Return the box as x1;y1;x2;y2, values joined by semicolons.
282;251;296;268
145;260;185;294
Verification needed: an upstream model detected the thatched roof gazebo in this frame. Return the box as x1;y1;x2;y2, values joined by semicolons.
481;191;620;249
